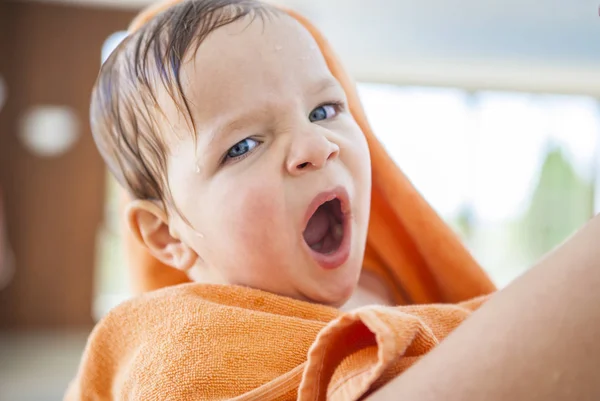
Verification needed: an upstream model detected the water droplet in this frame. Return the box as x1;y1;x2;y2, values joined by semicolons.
195;164;201;173
274;45;283;52
194;230;205;239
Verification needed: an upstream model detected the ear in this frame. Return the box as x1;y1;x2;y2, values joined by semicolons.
125;200;197;272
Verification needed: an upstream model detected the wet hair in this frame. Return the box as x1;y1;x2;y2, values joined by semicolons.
90;0;278;211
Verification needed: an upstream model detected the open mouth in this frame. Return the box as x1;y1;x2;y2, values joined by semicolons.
301;187;352;270
303;198;345;254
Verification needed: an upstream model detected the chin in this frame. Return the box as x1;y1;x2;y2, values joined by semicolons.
308;270;360;308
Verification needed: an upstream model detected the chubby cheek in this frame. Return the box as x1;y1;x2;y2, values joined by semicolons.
213;179;288;277
342;127;372;222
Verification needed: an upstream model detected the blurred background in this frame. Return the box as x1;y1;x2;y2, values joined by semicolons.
1;0;599;399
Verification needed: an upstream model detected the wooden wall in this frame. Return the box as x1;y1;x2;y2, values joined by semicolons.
0;1;137;329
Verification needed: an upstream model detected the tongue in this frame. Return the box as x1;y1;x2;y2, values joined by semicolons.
303;207;331;246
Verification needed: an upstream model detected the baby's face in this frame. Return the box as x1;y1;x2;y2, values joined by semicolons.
164;14;371;307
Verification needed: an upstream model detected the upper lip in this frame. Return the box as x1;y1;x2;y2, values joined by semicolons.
303;186;350;231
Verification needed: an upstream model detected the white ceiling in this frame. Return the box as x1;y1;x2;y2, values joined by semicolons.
24;0;600;96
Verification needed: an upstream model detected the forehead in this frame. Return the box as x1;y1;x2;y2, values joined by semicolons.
178;14;333;119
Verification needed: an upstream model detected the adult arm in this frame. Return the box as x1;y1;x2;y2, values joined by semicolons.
369;214;600;401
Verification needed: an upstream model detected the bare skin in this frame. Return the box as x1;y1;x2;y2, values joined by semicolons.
369;214;600;401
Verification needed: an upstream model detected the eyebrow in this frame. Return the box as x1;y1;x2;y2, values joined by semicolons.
310;77;343;96
203;110;265;151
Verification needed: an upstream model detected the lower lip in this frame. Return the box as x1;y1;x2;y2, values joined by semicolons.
305;215;352;271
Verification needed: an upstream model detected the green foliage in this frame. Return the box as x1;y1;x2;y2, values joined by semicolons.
523;145;593;259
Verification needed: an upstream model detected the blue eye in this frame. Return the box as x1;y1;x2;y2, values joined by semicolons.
309;104;338;122
226;138;259;160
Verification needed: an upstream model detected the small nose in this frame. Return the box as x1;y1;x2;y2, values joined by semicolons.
286;129;340;176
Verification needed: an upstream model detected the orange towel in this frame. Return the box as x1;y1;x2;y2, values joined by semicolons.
66;2;498;400
121;1;496;305
66;284;489;401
